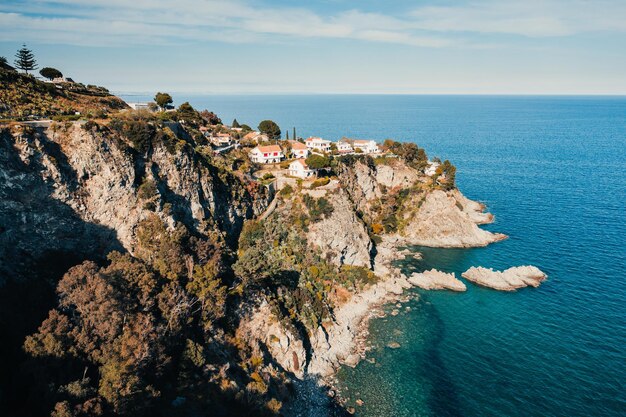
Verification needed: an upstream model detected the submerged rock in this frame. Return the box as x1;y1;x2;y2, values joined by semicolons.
387;342;401;349
408;269;467;291
462;266;547;291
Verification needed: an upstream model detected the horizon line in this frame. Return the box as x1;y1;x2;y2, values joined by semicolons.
114;91;626;97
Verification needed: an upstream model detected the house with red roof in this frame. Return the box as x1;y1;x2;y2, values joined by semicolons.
249;145;284;164
287;140;309;159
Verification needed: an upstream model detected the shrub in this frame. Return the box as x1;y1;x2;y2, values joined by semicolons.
262;173;275;180
279;184;293;197
310;177;330;188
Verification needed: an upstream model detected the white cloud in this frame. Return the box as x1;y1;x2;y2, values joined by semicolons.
0;0;625;48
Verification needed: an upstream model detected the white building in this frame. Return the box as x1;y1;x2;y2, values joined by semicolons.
288;159;316;178
305;137;331;152
243;131;269;143
336;141;353;154
249;145;284;164
425;161;440;176
127;102;152;111
352;139;379;154
209;132;233;147
288;140;309;159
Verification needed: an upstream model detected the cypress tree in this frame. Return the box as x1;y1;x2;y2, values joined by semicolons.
293;127;296;141
286;131;289;140
14;44;38;74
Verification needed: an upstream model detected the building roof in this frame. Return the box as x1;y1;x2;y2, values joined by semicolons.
353;139;375;145
256;145;282;153
288;140;307;150
305;137;330;143
291;159;309;169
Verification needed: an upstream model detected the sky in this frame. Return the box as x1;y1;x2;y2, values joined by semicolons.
1;0;625;94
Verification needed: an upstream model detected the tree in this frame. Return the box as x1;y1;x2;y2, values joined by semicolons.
14;44;38;74
199;110;221;125
39;67;63;80
305;154;331;169
258;120;281;140
154;92;173;111
232;119;240;128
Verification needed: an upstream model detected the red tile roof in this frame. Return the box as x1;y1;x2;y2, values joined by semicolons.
257;145;282;153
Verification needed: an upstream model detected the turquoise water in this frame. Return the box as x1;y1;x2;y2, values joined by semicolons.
122;94;626;416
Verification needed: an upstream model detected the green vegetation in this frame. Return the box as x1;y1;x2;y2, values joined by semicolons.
232;118;240;128
435;159;457;190
302;194;334;222
14;44;38;74
153;92;172;110
39;67;63;80
258;120;281;139
310;177;330;188
383;139;428;170
305;154;331;169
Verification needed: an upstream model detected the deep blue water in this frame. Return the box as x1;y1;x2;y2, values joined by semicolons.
122;94;626;416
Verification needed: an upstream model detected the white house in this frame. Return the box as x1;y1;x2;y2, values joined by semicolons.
352;139;379;154
209;132;233;147
249;145;284;164
425;161;440;176
305;137;331;152
288;159;316;178
127;102;152;111
288;140;309;159
336;140;353;154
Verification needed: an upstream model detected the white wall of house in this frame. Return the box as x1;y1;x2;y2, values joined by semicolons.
288;161;316;178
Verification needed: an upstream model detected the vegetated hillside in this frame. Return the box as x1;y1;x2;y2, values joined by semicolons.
0;67;128;119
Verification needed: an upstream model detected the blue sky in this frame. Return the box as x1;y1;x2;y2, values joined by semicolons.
1;0;625;94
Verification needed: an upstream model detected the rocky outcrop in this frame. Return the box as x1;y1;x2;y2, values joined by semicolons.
398;189;507;247
408;269;467;291
237;302;307;378
374;161;419;189
462;266;547;291
336;159;506;248
306;186;372;268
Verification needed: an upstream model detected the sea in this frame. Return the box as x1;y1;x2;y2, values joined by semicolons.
120;94;626;417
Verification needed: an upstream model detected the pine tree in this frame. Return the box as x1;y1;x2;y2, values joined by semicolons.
14;44;38;74
232;119;241;128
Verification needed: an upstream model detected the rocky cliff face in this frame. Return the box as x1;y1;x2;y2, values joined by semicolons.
306;184;372;269
0;122;268;285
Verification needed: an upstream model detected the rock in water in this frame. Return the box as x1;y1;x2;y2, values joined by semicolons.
462;266;547;291
408;269;467;291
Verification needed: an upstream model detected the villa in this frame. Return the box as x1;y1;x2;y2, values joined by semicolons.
352;139;379;154
305;137;331;152
249;145;284;164
209;132;233;147
243;131;269;143
336;140;354;154
288;159;316;178
288;140;309;158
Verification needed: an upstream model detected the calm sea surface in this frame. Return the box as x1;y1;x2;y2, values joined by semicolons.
122;94;626;416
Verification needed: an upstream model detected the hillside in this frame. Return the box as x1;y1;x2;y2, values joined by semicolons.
0;75;504;417
0;68;128;120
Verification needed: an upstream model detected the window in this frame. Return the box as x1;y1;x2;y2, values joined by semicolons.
264;153;268;157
